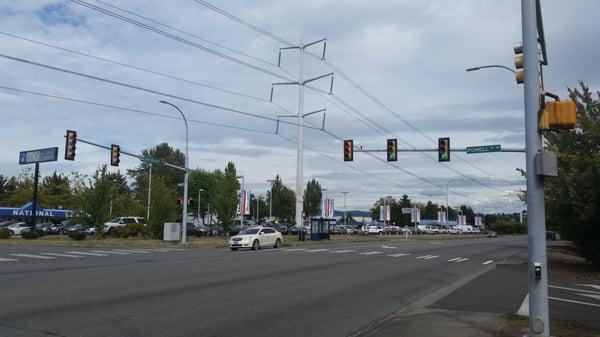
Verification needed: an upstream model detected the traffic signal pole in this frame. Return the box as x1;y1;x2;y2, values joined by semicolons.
521;0;549;335
295;39;305;229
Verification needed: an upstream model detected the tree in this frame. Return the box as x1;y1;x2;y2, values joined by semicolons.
266;175;295;223
39;172;73;209
128;143;185;193
0;174;9;204
303;179;322;219
213;162;240;232
420;200;440;220
147;176;177;238
544;82;600;268
4;169;33;207
458;205;476;225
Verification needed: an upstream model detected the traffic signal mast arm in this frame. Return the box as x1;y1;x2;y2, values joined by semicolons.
353;147;525;153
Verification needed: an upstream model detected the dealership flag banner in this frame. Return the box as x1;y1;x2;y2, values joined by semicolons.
459;215;467;226
380;205;391;221
322;198;334;218
411;208;421;223
437;211;446;224
239;190;250;215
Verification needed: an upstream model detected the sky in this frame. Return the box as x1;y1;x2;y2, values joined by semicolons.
1;0;599;214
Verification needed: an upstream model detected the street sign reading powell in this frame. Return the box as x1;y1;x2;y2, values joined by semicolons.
466;144;501;154
19;147;59;165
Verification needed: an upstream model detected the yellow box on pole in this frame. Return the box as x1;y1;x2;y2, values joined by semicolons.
539;100;576;130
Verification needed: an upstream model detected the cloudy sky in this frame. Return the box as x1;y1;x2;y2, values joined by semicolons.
1;0;598;213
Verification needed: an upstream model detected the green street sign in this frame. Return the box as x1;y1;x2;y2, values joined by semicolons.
145;157;166;165
466;144;501;154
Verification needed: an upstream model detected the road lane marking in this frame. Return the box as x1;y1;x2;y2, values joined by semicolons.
330;250;357;253
576;293;600;301
423;255;439;260
359;251;383;255
448;257;461;262
549;285;600;295
112;249;151;254
66;251;108;256
0;257;18;262
40;253;83;258
483;260;494;265
574;284;600;291
549;296;600;308
381;246;396;249
416;255;432;259
89;250;131;255
455;258;470;262
307;249;330;252
284;248;306;252
136;248;173;252
11;253;56;260
387;253;410;257
160;248;188;251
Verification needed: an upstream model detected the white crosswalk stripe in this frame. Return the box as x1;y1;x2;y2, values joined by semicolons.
381;246;396;249
483;260;494;265
448;257;461;262
66;251;108;256
40;253;83;258
11;253;56;260
416;255;433;259
387;253;410;257
90;250;131;255
423;255;439;260
330;250;357;254
112;249;151;254
284;248;306;252
359;251;383;255
455;258;470;263
0;257;18;262
307;249;330;252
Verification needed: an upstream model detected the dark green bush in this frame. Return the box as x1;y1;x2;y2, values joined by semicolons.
0;228;11;239
68;231;86;241
112;223;147;238
489;221;527;234
22;230;40;239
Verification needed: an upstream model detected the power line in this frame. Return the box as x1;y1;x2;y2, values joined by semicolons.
0;52;322;131
69;0;295;82
0;85;274;135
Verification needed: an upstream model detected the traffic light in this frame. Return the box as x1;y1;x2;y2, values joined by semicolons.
514;43;524;84
387;138;397;162
540;100;577;131
64;130;77;160
110;144;120;167
438;137;450;162
343;139;353;161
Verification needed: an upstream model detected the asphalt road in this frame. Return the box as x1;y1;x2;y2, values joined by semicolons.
0;236;526;337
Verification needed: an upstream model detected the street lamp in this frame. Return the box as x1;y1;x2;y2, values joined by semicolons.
266;179;275;220
197;188;204;224
159;100;189;244
236;175;245;231
341;192;349;227
466;64;516;74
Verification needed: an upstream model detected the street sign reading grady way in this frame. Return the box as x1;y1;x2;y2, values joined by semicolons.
19;147;58;165
466;144;501;154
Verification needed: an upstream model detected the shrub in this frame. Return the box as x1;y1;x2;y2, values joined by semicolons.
68;231;86;241
0;228;11;239
489;221;527;234
112;223;147;239
22;230;40;239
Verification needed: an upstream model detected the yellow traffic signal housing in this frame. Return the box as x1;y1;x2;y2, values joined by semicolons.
64;130;77;161
343;139;353;161
110;144;121;167
387;138;397;162
514;43;524;84
540;100;577;131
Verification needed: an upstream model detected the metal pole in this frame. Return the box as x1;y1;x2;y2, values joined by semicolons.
240;176;245;230
342;192;348;227
197;188;203;224
147;164;152;223
522;0;549;335
268;180;273;219
295;39;305;228
159;100;189;244
445;185;449;224
31;162;39;226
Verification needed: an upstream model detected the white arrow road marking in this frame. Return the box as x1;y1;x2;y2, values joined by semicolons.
574;284;600;291
381;246;396;249
89;250;131;255
330;250;356;253
483;260;494;265
576;293;600;301
307;249;329;252
359;251;383;255
455;258;470;262
387;253;410;257
112;249;150;254
161;248;188;251
66;251;107;256
11;253;56;260
416;255;432;259
549;285;600;295
549;296;600;308
423;255;439;260
448;257;461;262
40;253;83;258
284;248;306;252
0;257;18;262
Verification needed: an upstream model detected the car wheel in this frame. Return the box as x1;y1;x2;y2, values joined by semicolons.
230;247;238;251
252;239;260;250
274;238;282;249
62;228;68;234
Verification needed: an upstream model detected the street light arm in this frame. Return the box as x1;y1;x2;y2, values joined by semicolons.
466;65;516;74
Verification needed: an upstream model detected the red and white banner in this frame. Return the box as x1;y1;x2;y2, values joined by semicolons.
322;198;334;218
411;208;421;223
380;205;391;221
239;190;250;215
458;215;467;226
474;216;482;226
437;211;446;224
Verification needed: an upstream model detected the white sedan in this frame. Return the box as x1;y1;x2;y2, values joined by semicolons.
7;222;31;235
229;226;282;251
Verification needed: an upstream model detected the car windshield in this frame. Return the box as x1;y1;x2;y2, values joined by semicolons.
239;228;260;235
108;218;120;223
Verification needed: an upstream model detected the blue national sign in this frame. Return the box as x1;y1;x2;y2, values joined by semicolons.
0;203;74;220
19;147;59;165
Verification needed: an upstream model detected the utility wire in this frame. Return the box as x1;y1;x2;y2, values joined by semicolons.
69;0;295;82
0;52;322;131
0;85;273;135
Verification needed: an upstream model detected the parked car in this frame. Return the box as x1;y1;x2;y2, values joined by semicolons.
0;220;18;228
68;224;93;234
47;223;68;235
383;225;401;234
416;225;439;234
366;225;383;235
288;225;309;236
546;231;559;241
35;222;54;234
274;224;289;235
207;224;225;236
487;230;498;238
229;226;283;251
186;222;209;237
103;216;145;234
7;222;31;235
